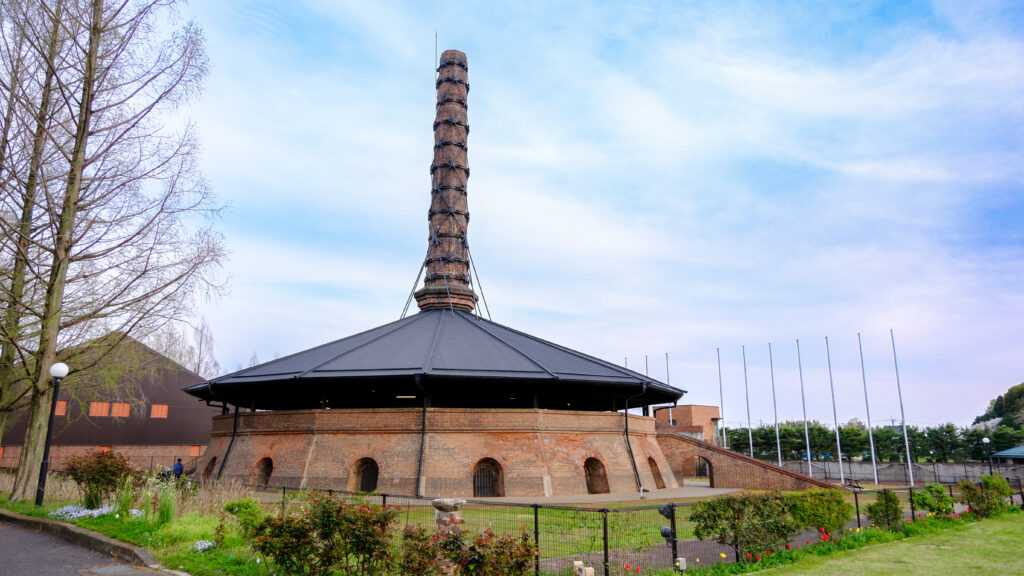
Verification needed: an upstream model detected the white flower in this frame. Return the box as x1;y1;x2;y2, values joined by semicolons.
49;505;116;519
192;540;216;553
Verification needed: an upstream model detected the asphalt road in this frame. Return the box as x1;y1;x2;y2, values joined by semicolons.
0;520;158;576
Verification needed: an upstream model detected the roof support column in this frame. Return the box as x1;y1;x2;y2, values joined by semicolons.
414;375;428;497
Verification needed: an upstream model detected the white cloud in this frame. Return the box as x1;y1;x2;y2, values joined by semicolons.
185;1;1024;428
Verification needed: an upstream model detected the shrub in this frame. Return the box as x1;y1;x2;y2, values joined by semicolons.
62;450;139;509
398;524;441;576
957;474;1013;518
254;513;324;576
691;492;799;561
911;484;954;516
252;492;399;576
789;489;854;534
457;529;536;576
330;497;399;575
223;498;266;540
865;489;903;532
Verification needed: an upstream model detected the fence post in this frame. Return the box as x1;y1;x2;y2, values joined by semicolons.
532;504;540;576
382;492;387;507
281;486;287;517
602;508;610;576
669;503;678;568
948;484;954;499
854;491;861;529
909;487;916;521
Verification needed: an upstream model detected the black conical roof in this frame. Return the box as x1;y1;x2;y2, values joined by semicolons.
184;308;684;411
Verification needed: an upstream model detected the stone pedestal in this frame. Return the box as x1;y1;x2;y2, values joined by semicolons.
573;560;596;576
433;497;466;532
434;498;467;576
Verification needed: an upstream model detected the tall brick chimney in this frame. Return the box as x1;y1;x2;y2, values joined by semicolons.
414;50;476;312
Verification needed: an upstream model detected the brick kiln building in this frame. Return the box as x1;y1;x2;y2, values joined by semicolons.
186;50;832;498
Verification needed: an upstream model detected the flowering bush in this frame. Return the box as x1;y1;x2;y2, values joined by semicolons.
242;493;534;576
397;525;440;576
457;528;535;576
62;450;140;509
957;474;1013;518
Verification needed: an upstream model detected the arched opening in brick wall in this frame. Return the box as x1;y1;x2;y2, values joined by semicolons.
647;457;666;489
584;458;610;494
352;458;379;492
250;457;273;487
697;456;714;487
473;458;504;497
203;457;217;481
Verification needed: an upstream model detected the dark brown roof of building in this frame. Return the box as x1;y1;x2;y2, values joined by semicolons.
185;308;685;411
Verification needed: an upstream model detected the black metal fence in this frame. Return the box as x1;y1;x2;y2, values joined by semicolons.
248;478;1024;576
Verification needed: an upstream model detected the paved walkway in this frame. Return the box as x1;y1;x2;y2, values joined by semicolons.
0;520;160;576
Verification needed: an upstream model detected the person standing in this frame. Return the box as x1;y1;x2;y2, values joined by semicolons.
173;458;184;480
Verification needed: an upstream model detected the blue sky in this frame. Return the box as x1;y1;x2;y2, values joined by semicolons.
180;1;1024;429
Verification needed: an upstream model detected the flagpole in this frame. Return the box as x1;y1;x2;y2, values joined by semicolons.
891;329;915;487
769;342;782;467
717;348;727;449
826;337;845;485
797;339;812;476
743;345;753;458
858;333;879;485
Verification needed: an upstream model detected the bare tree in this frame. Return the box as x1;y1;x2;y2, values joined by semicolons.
147;316;220;379
3;0;225;502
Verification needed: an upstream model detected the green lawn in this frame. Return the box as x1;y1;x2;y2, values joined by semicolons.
766;513;1024;576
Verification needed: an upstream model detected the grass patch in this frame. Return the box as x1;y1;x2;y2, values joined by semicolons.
766;512;1024;576
652;509;1022;576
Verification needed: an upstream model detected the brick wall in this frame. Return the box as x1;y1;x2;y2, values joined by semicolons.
657;429;834;491
198;407;679;497
0;444;207;473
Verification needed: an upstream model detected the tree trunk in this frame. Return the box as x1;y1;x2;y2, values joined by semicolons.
9;0;101;503
0;0;64;410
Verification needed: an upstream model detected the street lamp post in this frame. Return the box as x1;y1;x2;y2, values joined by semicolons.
35;362;69;507
982;437;993;476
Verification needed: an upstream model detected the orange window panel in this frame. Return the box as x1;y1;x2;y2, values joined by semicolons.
189;445;201;457
150;404;169;419
54;400;67;416
88;402;110;417
99;446;112;453
0;446;5;459
111;402;130;418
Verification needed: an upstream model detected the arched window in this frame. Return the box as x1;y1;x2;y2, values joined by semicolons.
648;457;666;490
352;458;379;493
203;457;217;482
584;458;610;494
472;458;504;497
250;457;273;487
